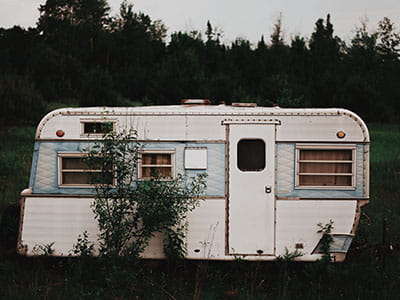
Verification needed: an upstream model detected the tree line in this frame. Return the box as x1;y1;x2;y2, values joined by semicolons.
1;0;399;124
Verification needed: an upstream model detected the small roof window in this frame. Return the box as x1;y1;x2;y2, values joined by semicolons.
81;120;115;135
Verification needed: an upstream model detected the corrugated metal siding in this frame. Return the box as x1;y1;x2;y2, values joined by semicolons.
276;144;366;198
142;200;226;259
276;200;357;260
21;197;226;259
21;197;357;260
21;198;99;256
33;142;225;197
185;200;225;259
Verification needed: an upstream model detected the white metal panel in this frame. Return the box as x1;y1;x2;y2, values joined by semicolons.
21;197;226;259
36;107;368;143
39;115;82;140
276;115;366;142
141;200;226;259
185;200;226;259
185;116;226;140
21;198;99;256
228;124;275;255
20;196;359;261
276;200;357;260
184;148;207;169
135;115;186;140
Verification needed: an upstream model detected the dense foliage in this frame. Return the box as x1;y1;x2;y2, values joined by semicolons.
84;129;206;258
1;1;400;124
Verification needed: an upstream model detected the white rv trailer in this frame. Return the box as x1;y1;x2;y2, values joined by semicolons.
17;102;370;262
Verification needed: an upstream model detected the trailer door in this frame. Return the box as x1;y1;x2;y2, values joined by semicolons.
228;123;276;255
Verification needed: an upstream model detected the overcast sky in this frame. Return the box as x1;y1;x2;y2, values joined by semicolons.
1;0;399;44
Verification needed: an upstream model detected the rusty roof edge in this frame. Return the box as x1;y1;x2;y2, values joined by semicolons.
337;108;370;143
35;106;370;142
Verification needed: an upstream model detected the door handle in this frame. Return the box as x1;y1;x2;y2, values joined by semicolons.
265;185;272;193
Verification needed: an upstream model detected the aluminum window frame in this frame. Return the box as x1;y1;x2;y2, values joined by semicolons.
138;149;175;180
58;152;114;187
80;118;117;137
295;144;356;190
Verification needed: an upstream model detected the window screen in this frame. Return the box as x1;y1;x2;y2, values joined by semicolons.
237;139;265;171
297;148;354;187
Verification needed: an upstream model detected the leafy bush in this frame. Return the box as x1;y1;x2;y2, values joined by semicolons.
84;129;207;258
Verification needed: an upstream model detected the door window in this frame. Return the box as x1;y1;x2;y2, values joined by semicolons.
237;139;265;171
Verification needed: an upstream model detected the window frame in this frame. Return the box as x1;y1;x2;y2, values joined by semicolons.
295;144;356;190
237;138;266;172
58;152;114;187
138;149;175;180
80;118;116;137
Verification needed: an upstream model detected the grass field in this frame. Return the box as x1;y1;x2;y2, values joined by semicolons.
0;124;399;299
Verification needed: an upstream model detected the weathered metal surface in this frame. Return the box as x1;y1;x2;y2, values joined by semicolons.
36;106;369;142
228;124;276;255
20;197;98;256
276;200;357;261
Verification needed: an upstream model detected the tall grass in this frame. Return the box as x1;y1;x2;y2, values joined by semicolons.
361;123;400;244
0;124;399;299
0;127;35;215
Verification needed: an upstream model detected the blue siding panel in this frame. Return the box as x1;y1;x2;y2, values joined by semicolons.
32;141;226;197
28;142;40;188
276;143;366;198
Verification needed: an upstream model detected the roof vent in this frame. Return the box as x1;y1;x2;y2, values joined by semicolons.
231;102;257;107
181;99;211;105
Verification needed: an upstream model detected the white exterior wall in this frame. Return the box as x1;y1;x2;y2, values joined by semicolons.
20;198;99;256
36;106;368;143
20;197;358;261
276;200;357;260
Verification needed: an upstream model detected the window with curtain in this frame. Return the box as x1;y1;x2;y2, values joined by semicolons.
296;146;355;188
140;151;174;179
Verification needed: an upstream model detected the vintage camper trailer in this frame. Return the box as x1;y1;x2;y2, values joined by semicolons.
18;101;369;262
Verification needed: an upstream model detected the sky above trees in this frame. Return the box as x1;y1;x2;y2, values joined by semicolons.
1;0;399;43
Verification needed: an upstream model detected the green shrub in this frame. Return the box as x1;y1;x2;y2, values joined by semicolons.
84;129;207;258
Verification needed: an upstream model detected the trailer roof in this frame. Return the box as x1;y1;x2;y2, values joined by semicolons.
36;105;369;142
45;105;357;115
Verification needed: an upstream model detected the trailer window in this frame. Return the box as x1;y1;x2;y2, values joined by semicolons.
237;139;265;171
81;121;115;135
59;154;113;186
139;150;174;179
296;146;355;188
